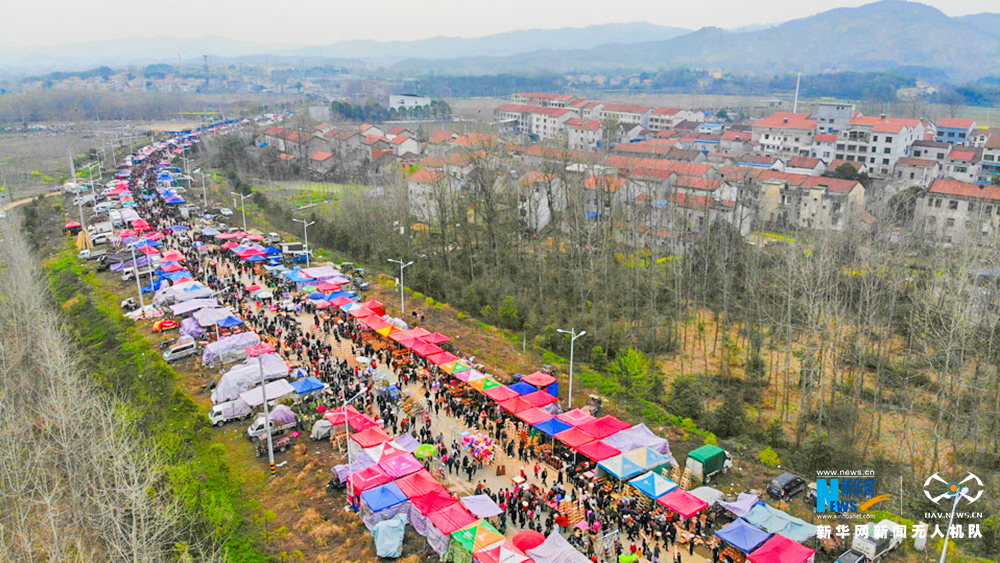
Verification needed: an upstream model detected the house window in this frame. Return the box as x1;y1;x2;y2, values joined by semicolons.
948;132;955;137
885;136;893;142
935;199;942;208
929;216;936;224
947;218;955;227
966;220;973;228
949;200;959;210
832;202;841;213
873;136;879;142
988;205;994;215
883;158;890;165
870;157;876;164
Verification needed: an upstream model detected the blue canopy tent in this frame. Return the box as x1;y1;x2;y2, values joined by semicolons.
629;471;678;500
326;290;357;301
308;292;326;300
246;255;267;262
598;454;645;481
168;225;188;231
216;316;245;328
141;280;165;293
510;381;537;395
715;519;771;554
162;270;193;281
362;482;408;513
265;246;282;256
291;376;327;395
744;504;817;544
532;417;572;437
201;227;221;236
165;196;185;204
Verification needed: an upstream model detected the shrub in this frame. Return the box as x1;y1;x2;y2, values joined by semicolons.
760;446;781;467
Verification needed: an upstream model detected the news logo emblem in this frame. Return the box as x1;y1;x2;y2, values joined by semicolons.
923;472;983;505
816;477;891;513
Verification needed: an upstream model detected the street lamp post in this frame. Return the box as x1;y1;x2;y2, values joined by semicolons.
230;191;250;231
128;243;146;314
556;328;587;409
387;258;414;314
939;486;970;563
293;218;315;267
194;168;208;207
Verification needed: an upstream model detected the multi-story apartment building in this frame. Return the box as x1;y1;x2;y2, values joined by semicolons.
815;102;856;134
510;92;582;108
756;176;865;231
566;119;603;151
494;104;538;134
811;133;838;162
893;158;939;187
917;179;1000;242
529;107;578;140
834;115;925;177
752;112;817;159
648;108;707;131
979;135;1000;182
910;140;951;162
599;104;654;128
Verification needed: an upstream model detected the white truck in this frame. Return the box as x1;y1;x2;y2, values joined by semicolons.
246;405;299;440
208;399;253;426
851;519;903;562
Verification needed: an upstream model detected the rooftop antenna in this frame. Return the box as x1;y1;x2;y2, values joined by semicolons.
793;72;802;114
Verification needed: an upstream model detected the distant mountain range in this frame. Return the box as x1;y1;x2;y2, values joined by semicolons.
1;1;998;83
391;1;1000;82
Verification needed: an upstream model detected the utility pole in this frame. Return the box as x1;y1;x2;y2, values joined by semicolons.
194;168;208;207
556;328;587;409
129;243;146;313
293;218;315;267
793;72;802;114
69;150;85;228
230;191;250;231
387;258;414;314
257;339;276;476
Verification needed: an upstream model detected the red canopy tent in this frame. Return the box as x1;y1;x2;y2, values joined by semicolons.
427;350;460;365
220;241;239;249
576;440;621;462
576;415;631;439
512;530;546;552
747;535;815;563
483;385;519;402
422;332;451;345
361;316;391;331
116;229;137;238
395;469;447;498
349;307;376;318
137;244;159;255
499;396;532;414
348;414;380;431
391;327;432;343
657;488;710;518
131;219;151;231
474;539;534;563
350;426;391;448
161;263;185;273
522;390;558;408
410;341;444;357
143;231;165;240
377;453;424;479
428;503;478;534
515;407;554;425
521;371;557;387
324;404;361;426
554;427;596;449
360;299;385;316
556;409;597;427
245;233;265;241
64;221;82;229
348;465;392;495
315;281;342;291
410;489;459;515
245;343;276;357
331;296;354;307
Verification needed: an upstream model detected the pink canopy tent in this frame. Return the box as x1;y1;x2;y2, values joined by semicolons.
576;415;632;439
161;263;185;273
747;535;815;563
377;453;424;479
657;488;710;518
515;407;554;425
361;317;391;331
323;404;361;426
220;241;239;249
143;231;165;240
245;342;276;356
137;245;159;256
116;229;137;238
360;299;385;316
521;371;557;387
131;219;151;231
349;307;376;318
410;341;444;358
554;427;596;449
160;249;186;261
331;296;355;307
348;465;392;495
522;390;558;408
391;327;432;342
349;414;380;432
556;408;598;427
316;281;342;291
245;233;265;241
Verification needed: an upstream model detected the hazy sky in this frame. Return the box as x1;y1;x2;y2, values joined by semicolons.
1;0;995;47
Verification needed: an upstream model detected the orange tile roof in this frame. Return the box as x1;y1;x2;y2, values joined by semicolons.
310;151;333;162
754;112;816;131
606;155;711;177
390;135;413;145
849;116;921;133
409;168;445;184
947;147;981;163
429;130;457;144
929;179;1000;201
568;120;601;131
278;153;295;161
814;133;838;142
788;156;821;169
937;118;976;129
602;104;652;114
675;175;723;191
520;171;558;185
896;157;937;167
497;103;540;113
584;175;627;192
653;107;682;116
722;130;752;141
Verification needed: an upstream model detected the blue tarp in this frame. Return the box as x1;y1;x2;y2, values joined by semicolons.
291;376;327;394
216;316;245;328
325;290;356;301
533;417;572;437
308;292;326;300
141;280;165;293
744;503;817;543
629;471;678;500
265;246;282;255
362;482;407;512
372;513;407;558
715;518;771;554
510;381;537;395
162;270;193;281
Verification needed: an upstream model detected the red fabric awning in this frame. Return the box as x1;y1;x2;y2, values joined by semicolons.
410;489;459;515
657;488;710;518
521;371;557;387
428;503;478;534
515;407;554;425
522;390;558;408
483;385;519;402
556;409;597;427
410;341;444;357
554;427;596;448
422;332;451;344
747;535;815;563
576;415;632;439
428;350;460;365
499;396;532;414
350;426;390;448
575;440;621;462
395;469;447;498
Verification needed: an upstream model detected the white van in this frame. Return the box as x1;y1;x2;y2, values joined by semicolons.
208;399;253;426
163;339;199;363
109;210;123;228
91;232;111;246
94;201;119;214
121;267;154;282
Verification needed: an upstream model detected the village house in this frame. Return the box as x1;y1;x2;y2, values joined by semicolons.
785;156;827;176
407;168;452;223
648;108;707;131
814;102;856;134
942;145;982;183
599;104;654;128
517;171;567;232
935;118;978;146
390;135;420;158
755;175;866;232
810;133;838;162
425;130;459;157
892;158;940;187
917;179;1000;242
835;115;925;177
979;135;1000;183
361;134;391;162
752;112;817;160
495;104;538;135
719;130;753;154
910;140;952;162
307;151;335;175
385;127;415;141
568;101;605;120
566;119;603;151
511;92;582;108
530;107;578;140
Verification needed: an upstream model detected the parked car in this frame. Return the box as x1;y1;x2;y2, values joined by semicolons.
767;472;808;500
246;413;298;441
265;232;281;244
79;248;108;260
253;434;292;458
163;338;199;363
220;207;233;217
